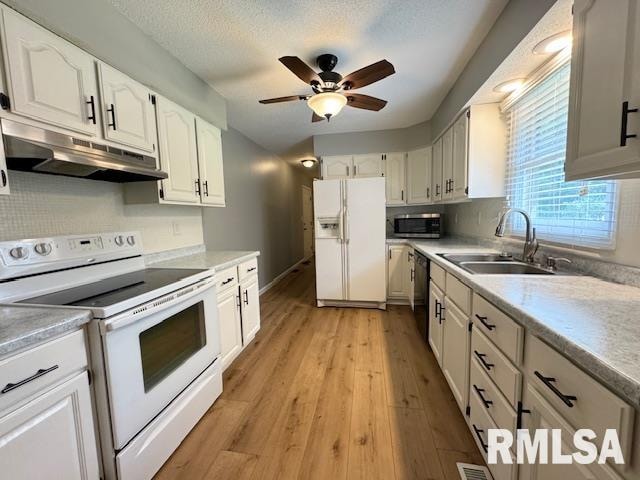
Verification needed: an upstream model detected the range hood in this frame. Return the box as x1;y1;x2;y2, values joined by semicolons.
2;118;168;182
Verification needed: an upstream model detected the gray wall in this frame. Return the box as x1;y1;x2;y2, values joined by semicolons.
4;0;227;129
203;128;312;286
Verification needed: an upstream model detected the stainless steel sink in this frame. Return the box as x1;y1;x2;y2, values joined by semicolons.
458;261;554;275
439;253;514;263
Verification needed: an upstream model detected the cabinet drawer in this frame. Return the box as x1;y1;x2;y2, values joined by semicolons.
238;257;258;281
445;272;470;315
470;356;517;435
430;261;446;291
469;386;517;480
524;334;635;460
471;327;521;407
472;293;523;364
0;329;87;414
214;266;238;293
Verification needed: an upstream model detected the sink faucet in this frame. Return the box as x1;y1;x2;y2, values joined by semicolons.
494;208;539;264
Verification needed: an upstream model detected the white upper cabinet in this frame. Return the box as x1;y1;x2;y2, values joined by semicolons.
322;155;353;179
0;8;99;136
441;128;454;201
565;0;640;180
353;153;384;177
431;137;443;203
407;147;432;204
451;112;469;199
156;95;200;204
98;62;156;153
385;152;406;205
196;117;225;206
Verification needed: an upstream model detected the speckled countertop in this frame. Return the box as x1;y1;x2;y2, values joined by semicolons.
388;237;640;409
0;305;91;358
147;250;260;272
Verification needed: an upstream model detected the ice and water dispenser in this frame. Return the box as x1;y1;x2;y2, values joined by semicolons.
316;216;341;238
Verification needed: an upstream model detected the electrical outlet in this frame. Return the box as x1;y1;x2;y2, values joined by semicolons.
172;221;181;236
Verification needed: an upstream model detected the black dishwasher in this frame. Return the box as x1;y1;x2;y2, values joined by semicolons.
413;251;429;342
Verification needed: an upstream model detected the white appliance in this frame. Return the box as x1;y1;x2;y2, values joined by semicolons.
313;177;386;309
0;232;222;480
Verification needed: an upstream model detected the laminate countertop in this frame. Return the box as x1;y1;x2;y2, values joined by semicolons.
0;305;91;359
388;237;640;409
147;250;260;272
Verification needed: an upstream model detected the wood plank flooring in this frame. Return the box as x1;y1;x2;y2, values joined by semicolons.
155;261;483;480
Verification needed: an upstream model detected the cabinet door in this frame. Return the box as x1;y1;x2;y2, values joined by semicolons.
196;117;225;206
322;156;352;179
387;245;409;298
0;134;9;196
240;276;260;345
385;152;406;205
441;128;454;200
408;250;415;309
565;0;640;180
428;281;445;366
452;112;469;199
432;137;443;203
407;147;432;204
217;287;242;370
1;8;99;136
98;62;156;152
441;298;470;412
0;372;99;480
156;96;200;203
353;153;383;177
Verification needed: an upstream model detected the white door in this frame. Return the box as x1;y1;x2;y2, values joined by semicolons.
387;245;409;298
240;276;260;344
432;137;443;203
156;95;200;203
442;128;454;201
0;134;9;196
407;147;432;204
196;117;225;206
565;0;640;180
322;155;352;179
98;62;156;152
0;372;99;480
452;112;469;199
1;8;99;136
428;282;445;366
353;153;383;177
345;177;386;302
442;298;470;412
302;185;314;258
217;287;242;370
385;152;406;205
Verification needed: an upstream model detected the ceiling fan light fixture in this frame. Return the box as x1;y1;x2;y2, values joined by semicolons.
307;92;347;121
301;158;317;168
533;31;572;55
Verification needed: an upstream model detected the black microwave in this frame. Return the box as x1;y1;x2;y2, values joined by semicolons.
393;214;441;238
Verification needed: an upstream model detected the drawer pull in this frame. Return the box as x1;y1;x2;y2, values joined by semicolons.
244;289;249;305
247;267;257;273
516;401;531;429
1;365;59;394
475;314;496;331
221;277;234;285
474;351;494;371
534;371;577;408
472;424;488;453
473;384;493;408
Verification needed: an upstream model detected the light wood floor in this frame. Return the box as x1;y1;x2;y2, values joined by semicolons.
155;260;483;480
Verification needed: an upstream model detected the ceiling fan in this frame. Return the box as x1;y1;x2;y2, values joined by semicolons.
259;54;395;122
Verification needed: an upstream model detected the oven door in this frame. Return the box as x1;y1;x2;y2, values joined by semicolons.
101;278;219;449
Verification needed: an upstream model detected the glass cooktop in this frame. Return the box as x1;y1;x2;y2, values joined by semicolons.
20;268;207;308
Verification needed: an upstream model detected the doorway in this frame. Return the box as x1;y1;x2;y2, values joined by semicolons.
302;185;314;259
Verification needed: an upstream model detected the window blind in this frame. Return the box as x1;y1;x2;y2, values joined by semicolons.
504;61;618;249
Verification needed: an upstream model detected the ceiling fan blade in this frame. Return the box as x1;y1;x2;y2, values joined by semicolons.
259;95;305;104
279;56;321;85
346;93;387;111
312;112;325;122
340;60;395;90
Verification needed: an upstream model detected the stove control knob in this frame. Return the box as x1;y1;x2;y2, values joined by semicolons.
126;235;136;246
114;235;125;246
9;246;27;259
34;242;52;256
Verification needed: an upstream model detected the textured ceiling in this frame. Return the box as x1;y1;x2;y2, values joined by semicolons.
108;0;508;158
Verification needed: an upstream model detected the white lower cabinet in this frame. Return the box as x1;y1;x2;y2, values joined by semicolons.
428;280;445;366
441;297;470;412
217;285;243;370
387;245;411;300
0;371;99;480
240;275;261;344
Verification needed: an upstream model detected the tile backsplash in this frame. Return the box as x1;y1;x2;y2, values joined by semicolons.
0;171;204;253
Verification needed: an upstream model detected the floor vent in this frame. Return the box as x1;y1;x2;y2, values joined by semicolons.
457;463;492;480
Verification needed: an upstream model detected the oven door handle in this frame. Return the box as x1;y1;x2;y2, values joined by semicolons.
102;277;215;333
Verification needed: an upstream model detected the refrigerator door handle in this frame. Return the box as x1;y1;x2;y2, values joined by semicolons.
344;206;350;243
338;207;345;243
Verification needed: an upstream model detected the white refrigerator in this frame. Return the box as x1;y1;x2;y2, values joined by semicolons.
313;177;386;309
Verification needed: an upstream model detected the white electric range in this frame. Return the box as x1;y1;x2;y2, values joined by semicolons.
0;232;222;480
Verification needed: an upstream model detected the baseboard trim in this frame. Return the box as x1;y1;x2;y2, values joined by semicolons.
259;255;311;296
